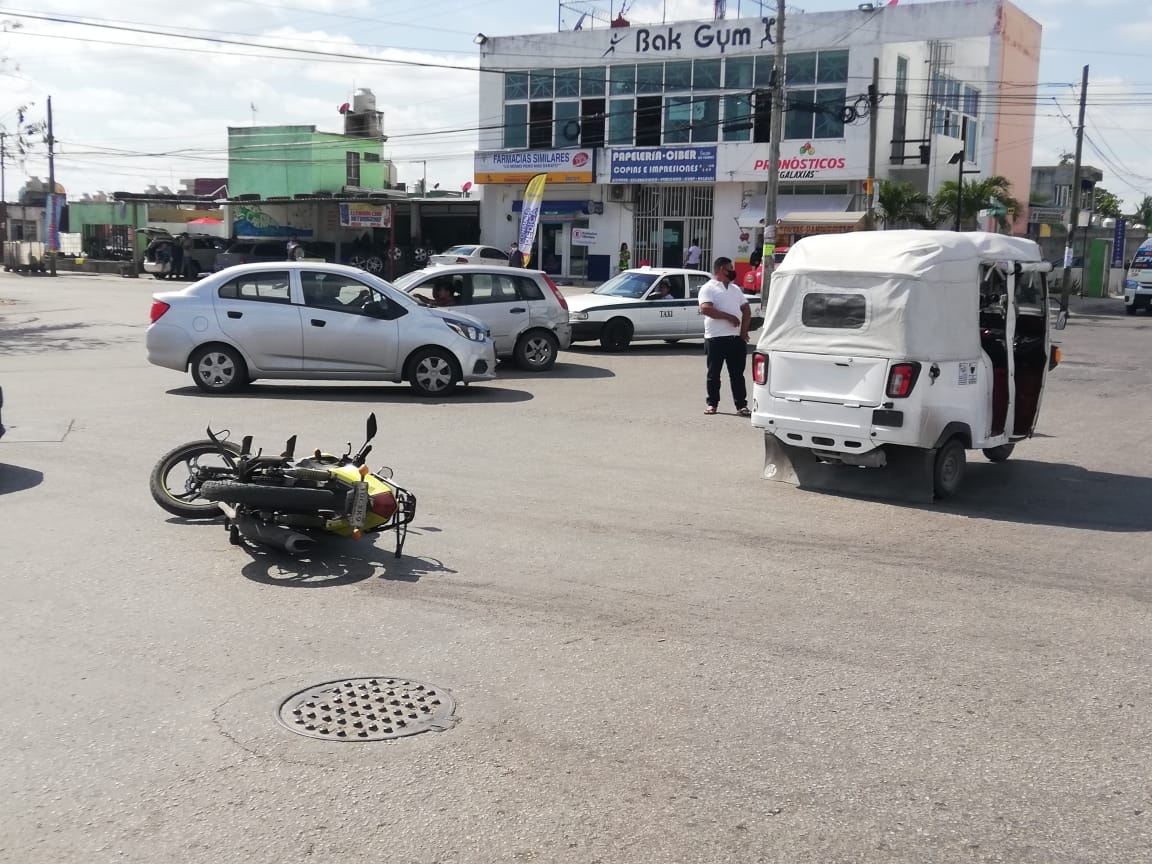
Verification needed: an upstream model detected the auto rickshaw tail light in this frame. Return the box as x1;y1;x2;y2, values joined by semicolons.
753;352;768;385
886;362;921;398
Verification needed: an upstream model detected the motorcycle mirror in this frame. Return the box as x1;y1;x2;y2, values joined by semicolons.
241;435;253;456
282;434;297;459
1054;309;1068;331
366;413;378;442
376;465;393;480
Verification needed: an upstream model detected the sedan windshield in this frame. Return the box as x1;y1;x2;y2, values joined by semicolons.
592;272;659;298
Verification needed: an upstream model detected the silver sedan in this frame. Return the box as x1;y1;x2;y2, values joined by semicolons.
146;262;497;396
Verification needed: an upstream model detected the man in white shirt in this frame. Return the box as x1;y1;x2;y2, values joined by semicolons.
684;239;702;268
698;256;752;416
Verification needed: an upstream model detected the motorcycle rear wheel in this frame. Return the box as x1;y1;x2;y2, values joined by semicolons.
199;481;339;513
150;439;242;519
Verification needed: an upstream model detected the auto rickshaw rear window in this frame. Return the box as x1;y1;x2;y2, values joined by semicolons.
801;292;866;329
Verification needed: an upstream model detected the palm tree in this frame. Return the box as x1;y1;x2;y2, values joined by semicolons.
933;175;1022;232
1130;195;1152;230
876;180;932;229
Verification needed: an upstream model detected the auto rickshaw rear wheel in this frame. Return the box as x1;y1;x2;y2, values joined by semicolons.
933;438;967;499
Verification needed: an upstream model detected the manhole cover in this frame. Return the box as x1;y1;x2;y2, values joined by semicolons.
277;677;455;742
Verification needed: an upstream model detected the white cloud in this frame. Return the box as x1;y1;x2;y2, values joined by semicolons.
1;2;482;195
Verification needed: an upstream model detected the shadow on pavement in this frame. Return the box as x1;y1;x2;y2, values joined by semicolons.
568;342;705;358
240;537;457;588
0;463;44;496
929;460;1150;531
166;383;533;404
494;360;615;380
0;320;129;355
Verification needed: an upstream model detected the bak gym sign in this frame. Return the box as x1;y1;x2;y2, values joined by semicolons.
603;18;776;57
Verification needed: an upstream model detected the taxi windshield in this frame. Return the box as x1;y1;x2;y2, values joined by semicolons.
592;272;659;298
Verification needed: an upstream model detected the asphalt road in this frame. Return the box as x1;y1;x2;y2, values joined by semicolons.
1;272;1149;864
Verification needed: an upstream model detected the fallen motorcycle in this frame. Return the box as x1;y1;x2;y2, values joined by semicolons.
149;413;416;557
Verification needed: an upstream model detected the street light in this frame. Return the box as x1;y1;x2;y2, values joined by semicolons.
948;149;980;232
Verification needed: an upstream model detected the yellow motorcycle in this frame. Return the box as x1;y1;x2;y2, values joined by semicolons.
149;414;416;557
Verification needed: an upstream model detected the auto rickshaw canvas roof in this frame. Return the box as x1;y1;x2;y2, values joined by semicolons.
775;230;1044;280
760;231;1047;362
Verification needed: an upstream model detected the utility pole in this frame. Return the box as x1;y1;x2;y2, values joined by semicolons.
864;57;880;230
759;0;785;307
46;95;57;276
1060;64;1089;309
1;131;7;205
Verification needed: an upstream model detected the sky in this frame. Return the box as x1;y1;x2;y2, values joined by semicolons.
0;0;1148;208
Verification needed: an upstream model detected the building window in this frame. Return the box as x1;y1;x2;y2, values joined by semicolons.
346;151;361;186
784;50;849;140
529;101;553;149
724;94;752;142
754;55;775;88
932;73;981;159
890;55;909;163
664;97;692;144
636;62;663;94
610;64;635;96
635;96;662;147
505;72;529;101
609;98;635;145
580;66;606;97
691;96;719;143
693;59;722;90
1053;184;1071;208
554;101;580;147
555;68;580;99
504;103;527;148
726;56;753;89
664;61;692;91
530;69;554;99
580;98;605;147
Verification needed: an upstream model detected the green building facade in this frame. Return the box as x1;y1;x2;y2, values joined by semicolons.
227;126;395;198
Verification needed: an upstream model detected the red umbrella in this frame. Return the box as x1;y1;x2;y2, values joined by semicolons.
187;217;223;225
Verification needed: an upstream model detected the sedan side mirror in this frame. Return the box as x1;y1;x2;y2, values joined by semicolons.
1054;309;1068;331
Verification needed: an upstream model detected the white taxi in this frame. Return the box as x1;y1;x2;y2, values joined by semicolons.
567;268;764;351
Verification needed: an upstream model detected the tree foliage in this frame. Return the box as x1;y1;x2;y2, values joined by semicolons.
1129;195;1152;229
876;180;932;229
932;175;1022;232
1093;188;1122;219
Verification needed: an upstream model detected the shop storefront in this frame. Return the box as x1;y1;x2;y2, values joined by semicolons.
475;0;1041;281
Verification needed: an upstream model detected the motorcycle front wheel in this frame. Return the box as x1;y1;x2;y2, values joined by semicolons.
150;439;242;519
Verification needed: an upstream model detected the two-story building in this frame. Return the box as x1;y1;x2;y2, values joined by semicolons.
474;0;1041;281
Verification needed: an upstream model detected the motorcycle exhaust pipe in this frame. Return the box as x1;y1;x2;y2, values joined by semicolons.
235;514;317;555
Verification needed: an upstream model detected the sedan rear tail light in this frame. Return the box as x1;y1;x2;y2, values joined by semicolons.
885;362;921;398
150;300;171;323
456;256;469;263
542;274;569;310
752;352;768;385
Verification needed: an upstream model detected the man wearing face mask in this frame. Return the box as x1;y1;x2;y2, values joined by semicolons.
698;256;752;416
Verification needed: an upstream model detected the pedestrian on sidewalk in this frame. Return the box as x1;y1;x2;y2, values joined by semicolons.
698;256;751;416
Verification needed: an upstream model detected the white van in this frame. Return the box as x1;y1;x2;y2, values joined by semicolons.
1123;237;1152;314
751;231;1062;501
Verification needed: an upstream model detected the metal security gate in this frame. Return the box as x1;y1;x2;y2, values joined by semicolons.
634;185;714;270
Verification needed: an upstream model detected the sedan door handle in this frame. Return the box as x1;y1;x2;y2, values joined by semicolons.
227;310;243;319
310;319;327;328
509;307;527;314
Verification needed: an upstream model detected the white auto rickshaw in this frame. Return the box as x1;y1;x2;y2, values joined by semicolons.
750;231;1064;502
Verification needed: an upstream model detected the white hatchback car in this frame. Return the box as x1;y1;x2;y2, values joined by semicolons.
430;245;511;267
146;262;497;396
567;268;764;351
393;265;572;371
